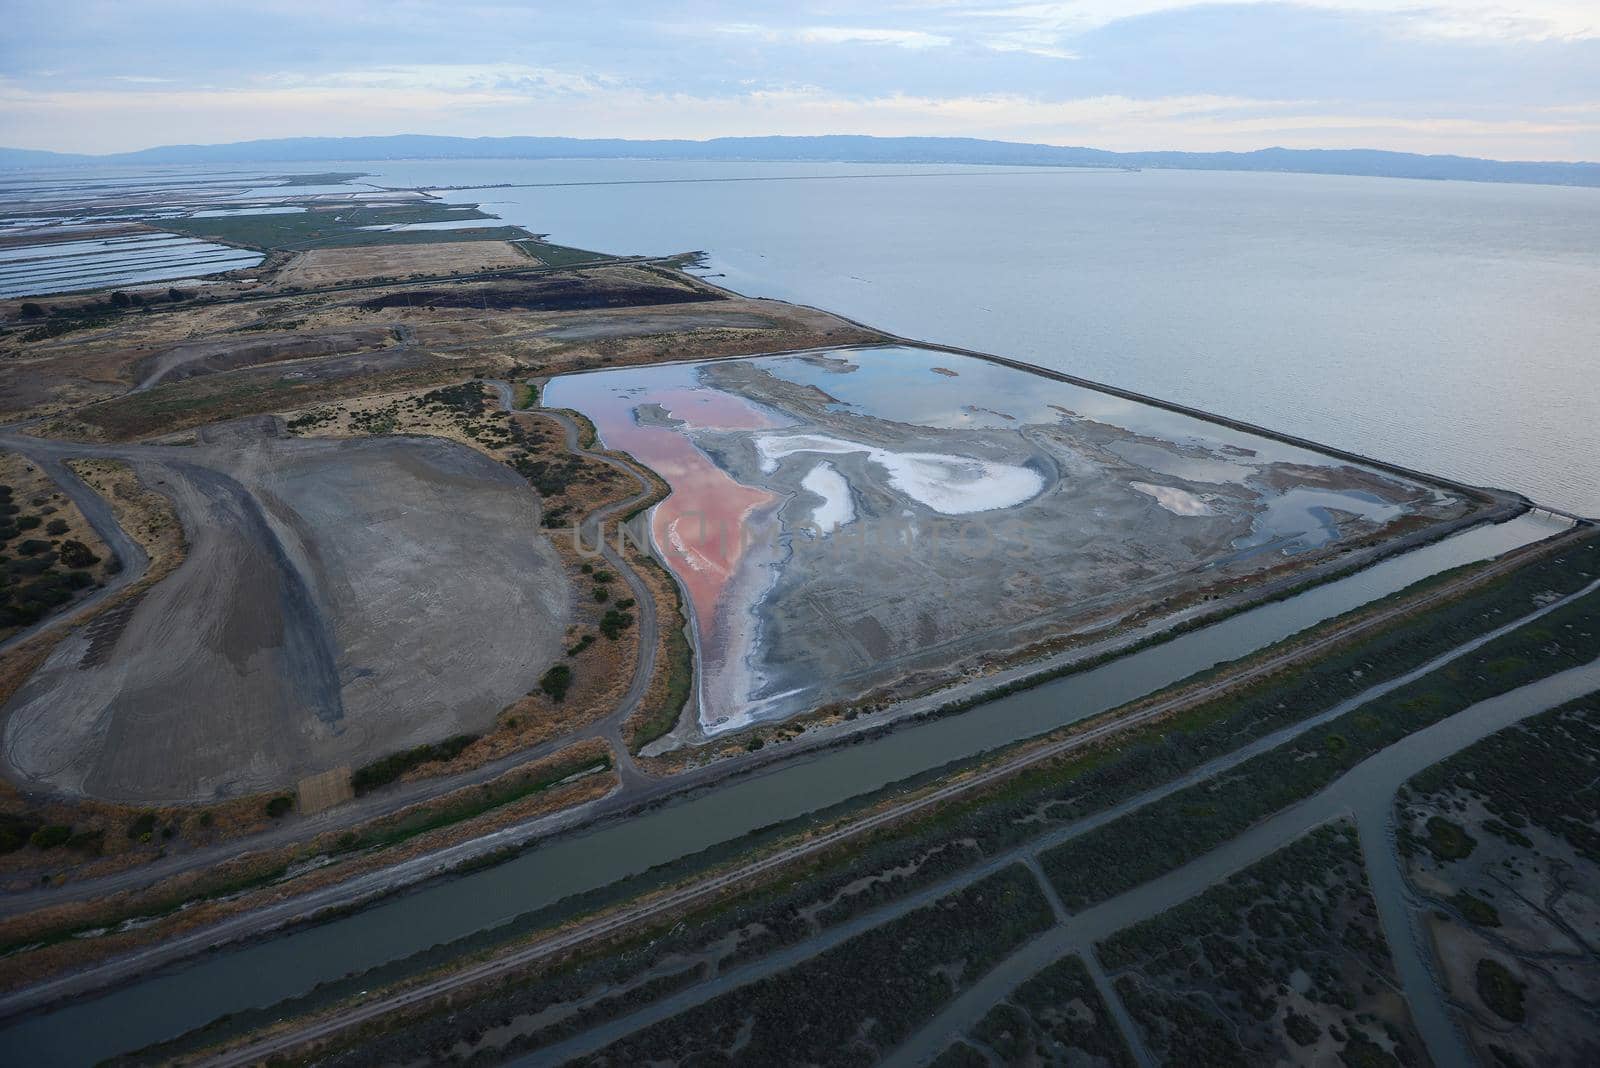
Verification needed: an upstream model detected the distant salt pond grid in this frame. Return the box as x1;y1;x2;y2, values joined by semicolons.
0;231;262;298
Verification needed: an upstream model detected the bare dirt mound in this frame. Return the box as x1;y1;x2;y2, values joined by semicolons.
132;327;399;390
0;434;571;802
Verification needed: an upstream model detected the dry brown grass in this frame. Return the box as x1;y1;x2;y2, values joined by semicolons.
0;262;880;428
275;241;533;287
0;296;332;422
296;768;355;816
0;462;297;888
392;291;883;375
0;259;886;904
0;452;116;641
64;459;185;579
624;543;696;753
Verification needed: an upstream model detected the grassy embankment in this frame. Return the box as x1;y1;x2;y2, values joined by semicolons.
159;200;616;266
0;745;611;967
518;237;616;267
69;358;489;441
576;577;1599;1066
158;203;525;252
530;387;694;753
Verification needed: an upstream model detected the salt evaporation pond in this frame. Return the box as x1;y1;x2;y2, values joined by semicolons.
0;230;262;298
545;345;1490;736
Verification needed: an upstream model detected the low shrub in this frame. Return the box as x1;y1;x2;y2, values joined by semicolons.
29;824;72;849
351;734;479;794
1475;959;1525;1022
540;663;573;702
600;607;634;640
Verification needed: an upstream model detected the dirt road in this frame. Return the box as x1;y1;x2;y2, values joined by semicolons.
485;377;660;788
0;453;148;658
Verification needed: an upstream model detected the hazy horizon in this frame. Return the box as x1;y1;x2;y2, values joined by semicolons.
4;131;1598;168
3;2;1597;159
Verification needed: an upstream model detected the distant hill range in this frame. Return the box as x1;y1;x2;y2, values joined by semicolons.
3;134;1597;187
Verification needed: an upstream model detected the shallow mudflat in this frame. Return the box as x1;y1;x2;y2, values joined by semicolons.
0;432;570;802
550;346;1478;735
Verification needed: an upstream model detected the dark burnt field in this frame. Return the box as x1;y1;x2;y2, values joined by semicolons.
362;276;724;313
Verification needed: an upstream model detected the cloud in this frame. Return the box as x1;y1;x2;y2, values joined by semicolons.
255;63;615;96
979;32;1079;60
798;26;954;49
947;1;1600;43
0;2;1595;157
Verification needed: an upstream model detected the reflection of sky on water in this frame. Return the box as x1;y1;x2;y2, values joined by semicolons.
1230;487;1404;559
759;347;1424;561
543;360;699;418
1109;440;1256;484
762;346;1346;470
550;347;1426;572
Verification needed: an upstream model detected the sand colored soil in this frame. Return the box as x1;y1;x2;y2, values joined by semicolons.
3;431;571;802
275;241;533;287
283;387;644;766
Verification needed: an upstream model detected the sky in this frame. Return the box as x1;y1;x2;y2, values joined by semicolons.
2;1;1598;159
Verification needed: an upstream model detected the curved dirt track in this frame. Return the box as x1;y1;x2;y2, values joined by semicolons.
485;378;662;788
0;379;664;909
18;538;1580;1040
0;503;1578;946
0;453;149;659
0;421;573;803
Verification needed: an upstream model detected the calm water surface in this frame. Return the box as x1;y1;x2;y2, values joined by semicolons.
356;160;1600;515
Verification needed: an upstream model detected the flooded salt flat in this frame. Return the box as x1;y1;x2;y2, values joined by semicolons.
0;248;264;297
0;221;263;298
186;205;308;218
546;345;1484;734
4;247;253;280
0;167;373;298
0;233;197;264
753;431;1046;514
